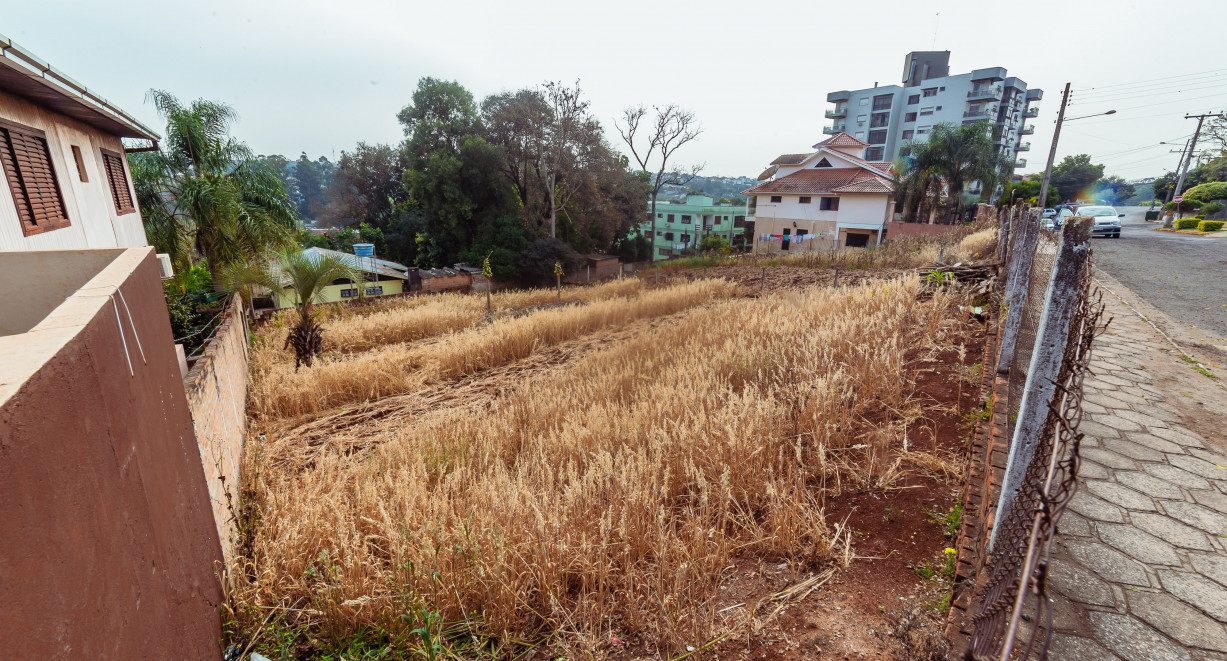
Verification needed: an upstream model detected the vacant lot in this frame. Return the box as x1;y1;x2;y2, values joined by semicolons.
231;230;994;660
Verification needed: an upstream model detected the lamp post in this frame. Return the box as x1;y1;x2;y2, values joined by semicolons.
1036;81;1115;210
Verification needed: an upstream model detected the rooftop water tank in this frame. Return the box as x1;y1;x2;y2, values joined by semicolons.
352;243;375;257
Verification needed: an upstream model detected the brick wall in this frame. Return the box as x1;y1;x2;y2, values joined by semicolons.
884;221;964;240
183;295;249;557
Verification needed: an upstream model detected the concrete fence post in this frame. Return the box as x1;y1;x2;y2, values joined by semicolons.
996;206;1041;374
988;217;1092;552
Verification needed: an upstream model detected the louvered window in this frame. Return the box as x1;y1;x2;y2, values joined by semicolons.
0;120;71;236
100;148;136;215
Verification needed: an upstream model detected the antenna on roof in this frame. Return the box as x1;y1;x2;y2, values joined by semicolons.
932;13;940;50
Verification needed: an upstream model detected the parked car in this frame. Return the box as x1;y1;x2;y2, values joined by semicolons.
1076;205;1124;238
1046;207;1074;231
1042;208;1056;219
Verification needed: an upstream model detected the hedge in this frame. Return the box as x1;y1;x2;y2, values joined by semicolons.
1164;199;1202;212
1198;220;1225;232
1174;218;1200;229
1204;202;1225;215
1182;181;1227;203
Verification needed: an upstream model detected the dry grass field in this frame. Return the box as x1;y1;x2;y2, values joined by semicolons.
230;229;993;660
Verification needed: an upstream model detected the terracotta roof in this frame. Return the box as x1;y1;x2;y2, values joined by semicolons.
770;153;810;165
741;168;893;195
812;132;869;149
757;164;780;180
868;161;894;174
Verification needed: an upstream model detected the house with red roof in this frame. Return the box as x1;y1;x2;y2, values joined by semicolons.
741;132;896;253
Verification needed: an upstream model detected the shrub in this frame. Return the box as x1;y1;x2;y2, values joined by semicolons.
1194;215;1205;220
1203;202;1225;216
1183;181;1227;203
1198;220;1225;232
698;234;732;255
517;238;583;285
1174;218;1200;230
1164;199;1202;212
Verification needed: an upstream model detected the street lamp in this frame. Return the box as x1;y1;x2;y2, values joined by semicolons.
1036;81;1116;210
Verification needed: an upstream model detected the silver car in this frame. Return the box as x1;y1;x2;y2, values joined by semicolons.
1076;206;1123;238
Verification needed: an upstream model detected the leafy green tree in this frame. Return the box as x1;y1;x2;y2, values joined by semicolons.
293;153;333;219
1183;181;1227;203
1090;176;1136;204
698;235;731;255
899;122;1010;223
131;90;298;288
518;238;583;286
398;77;480;167
321;142;408;228
1049;154;1105;203
1000;177;1059;207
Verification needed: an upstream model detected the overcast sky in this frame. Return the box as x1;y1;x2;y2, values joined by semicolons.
6;0;1225;181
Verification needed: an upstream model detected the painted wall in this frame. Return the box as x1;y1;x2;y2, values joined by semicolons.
272;278;405;308
0;90;147;251
641;196;746;259
183;294;249;557
750;194;889;253
0;248;223;659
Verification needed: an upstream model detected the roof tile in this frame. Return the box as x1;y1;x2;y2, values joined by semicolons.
812;132;869;149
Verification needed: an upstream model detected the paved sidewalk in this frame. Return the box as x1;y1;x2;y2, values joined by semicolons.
1040;291;1227;660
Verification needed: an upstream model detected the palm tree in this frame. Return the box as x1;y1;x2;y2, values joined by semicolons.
225;250;357;369
899;121;1012;224
131;90;298;287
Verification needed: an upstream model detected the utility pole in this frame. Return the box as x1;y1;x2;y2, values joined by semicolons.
1170;112;1224;225
1036;83;1071;210
1162;140;1190;207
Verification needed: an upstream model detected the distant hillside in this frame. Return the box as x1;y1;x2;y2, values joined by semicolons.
660;175;758;204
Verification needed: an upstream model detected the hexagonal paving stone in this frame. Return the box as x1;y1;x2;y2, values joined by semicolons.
1048;558;1116;606
1048;633;1120;661
1190;447;1227;467
1128;590;1227;652
1058;511;1094;536
1097;524;1182;566
1098;373;1140;387
1083;447;1141;471
1170;455;1227;480
1087;481;1159;512
1090;611;1191;661
1151;426;1206;449
1158;570;1227;622
1192;489;1227;516
1093;414;1145;432
1190;554;1227;588
1104;439;1168;462
1083;401;1109;415
1115;408;1169;429
1131;512;1214;551
1086;392;1132;409
1124;432;1185;455
1069;489;1127;523
1143;463;1211;490
1066;539;1151;586
1082;419;1124;439
1161;501;1227;535
1116;471;1185;500
1079;459;1113;480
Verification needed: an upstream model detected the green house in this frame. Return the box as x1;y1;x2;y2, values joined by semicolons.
636;195;748;260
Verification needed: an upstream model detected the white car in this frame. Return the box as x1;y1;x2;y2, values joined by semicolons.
1075;206;1123;238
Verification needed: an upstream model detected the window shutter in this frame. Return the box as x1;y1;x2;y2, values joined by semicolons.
101;149;136;215
0;121;71;236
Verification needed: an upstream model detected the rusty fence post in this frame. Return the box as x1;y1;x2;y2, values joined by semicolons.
989;217;1092;552
996;206;1041;374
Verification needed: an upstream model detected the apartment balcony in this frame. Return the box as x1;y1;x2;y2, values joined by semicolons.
823;124;847;134
825;107;847;118
1015;158;1027;168
963;108;995;121
1020;124;1035;135
1024;107;1039;118
967;85;1003;100
1016;142;1031;152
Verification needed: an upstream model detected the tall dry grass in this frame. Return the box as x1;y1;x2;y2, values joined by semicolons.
250;278;737;421
232;276;968;656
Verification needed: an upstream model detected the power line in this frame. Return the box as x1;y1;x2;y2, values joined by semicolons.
1073;68;1227;95
1071;73;1227;100
1070;81;1227;105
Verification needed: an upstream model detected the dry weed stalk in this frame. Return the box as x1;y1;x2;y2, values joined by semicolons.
233;276;967;656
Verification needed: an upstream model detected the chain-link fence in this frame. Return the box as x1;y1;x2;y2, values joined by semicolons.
961;212;1108;661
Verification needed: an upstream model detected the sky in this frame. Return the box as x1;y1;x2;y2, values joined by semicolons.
5;0;1225;181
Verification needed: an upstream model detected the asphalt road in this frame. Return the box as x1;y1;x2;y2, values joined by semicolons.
1089;206;1227;342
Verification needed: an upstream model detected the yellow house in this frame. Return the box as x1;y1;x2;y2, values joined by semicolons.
270;247;409;309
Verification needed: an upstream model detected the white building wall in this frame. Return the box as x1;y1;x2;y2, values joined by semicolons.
0;90;147;252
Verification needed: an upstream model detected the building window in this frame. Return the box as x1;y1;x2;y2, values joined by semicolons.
855;131;865;139
872;94;893;111
680;234;690;243
733;215;745;227
939;86;945;91
864;146;884;160
845;232;870;248
922;88;938;97
917;126;931;135
868;130;888;145
902;130;915;139
657;213;663;218
71;145;88;182
0;120;71;236
664;232;674;241
667;214;675;222
907;94;920;104
820;197;839;211
936;105;942;111
905;112;917;122
799;196;811;204
780;228;791;251
814;157;833;168
856;114;867;124
770;195;782;203
858;97;869;106
681;214;692;222
100;148;136;215
870;113;889;128
920;108;934;117
655;231;662;236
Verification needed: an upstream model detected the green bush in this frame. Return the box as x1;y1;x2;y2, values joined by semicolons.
1194;215;1205;220
1174;218;1201;230
1164;199;1202;212
1203;202;1225;215
1198;220;1225;232
1183;181;1227;203
698;235;732;255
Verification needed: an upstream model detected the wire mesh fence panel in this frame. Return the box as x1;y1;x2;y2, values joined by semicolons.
1006;232;1058;431
967;219;1107;660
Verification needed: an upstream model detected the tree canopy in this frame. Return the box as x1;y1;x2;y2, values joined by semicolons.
1049;154;1105;203
897;121;1011;222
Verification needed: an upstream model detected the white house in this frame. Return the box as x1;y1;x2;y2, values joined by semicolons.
742;133;895;253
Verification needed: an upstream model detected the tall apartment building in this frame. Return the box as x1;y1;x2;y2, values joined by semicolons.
824;51;1041;192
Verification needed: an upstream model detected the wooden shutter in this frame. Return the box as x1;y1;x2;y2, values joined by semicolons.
0;120;71;237
100;148;136;215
